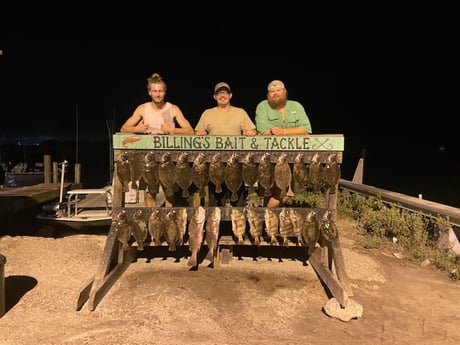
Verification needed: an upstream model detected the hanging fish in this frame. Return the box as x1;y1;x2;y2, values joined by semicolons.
128;151;143;190
241;152;258;195
164;210;179;252
116;151;132;192
225;153;243;202
258;152;274;197
209;152;226;193
288;208;305;246
191;153;209;198
114;210;132;251
158;152;176;197
131;209;148;251
264;208;279;245
142;151;159;194
274;153;292;200
322;153;341;193
293;153;309;194
175;152;193;198
318;209;337;243
279;207;293;246
231;207;246;244
175;207;188;246
188;206;206;268
244;206;263;246
204;207;221;263
303;210;320;254
308;152;322;193
148;208;163;246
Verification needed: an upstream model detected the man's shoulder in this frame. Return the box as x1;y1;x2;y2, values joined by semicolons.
255;100;268;108
287;100;304;107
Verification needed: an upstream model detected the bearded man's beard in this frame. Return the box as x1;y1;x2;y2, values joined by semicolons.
267;94;287;109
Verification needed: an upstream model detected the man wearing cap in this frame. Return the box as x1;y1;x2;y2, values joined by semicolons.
255;80;312;207
255;80;312;136
195;82;257;136
195;82;256;207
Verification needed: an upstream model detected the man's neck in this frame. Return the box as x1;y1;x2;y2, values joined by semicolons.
151;100;165;109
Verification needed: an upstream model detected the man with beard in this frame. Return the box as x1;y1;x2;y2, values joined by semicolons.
255;80;312;207
255;80;312;136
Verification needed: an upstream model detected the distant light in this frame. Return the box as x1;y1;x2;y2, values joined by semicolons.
0;50;3;56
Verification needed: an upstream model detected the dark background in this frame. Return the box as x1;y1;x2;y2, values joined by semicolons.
1;7;459;206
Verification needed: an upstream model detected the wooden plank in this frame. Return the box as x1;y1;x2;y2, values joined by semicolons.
308;248;348;307
76;278;93;311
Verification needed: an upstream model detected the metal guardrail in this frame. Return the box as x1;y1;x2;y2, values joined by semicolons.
339;178;460;227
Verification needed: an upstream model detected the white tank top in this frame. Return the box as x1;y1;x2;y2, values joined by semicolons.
143;102;175;134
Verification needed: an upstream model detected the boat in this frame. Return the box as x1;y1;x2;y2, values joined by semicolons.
37;187;113;230
3;162;45;187
36;159;112;230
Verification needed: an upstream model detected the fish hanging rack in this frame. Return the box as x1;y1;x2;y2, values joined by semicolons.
76;133;352;312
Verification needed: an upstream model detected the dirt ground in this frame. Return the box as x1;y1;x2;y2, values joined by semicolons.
1;216;459;345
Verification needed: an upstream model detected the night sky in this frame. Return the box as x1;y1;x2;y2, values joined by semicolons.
1;9;459;204
1;34;457;141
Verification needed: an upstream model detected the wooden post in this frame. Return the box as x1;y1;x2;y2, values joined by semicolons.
44;155;52;184
53;162;58;183
74;163;81;184
0;254;6;318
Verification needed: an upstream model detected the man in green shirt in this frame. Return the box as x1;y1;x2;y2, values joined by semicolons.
255;80;312;207
255;80;312;136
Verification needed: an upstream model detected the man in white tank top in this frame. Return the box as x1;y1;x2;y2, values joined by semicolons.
120;73;194;207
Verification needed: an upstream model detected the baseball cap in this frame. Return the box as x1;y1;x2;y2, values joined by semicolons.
214;82;231;94
267;80;285;91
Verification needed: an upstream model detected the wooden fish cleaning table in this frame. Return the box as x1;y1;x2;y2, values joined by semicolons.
76;133;351;311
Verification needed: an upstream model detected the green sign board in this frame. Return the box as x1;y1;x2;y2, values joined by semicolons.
113;133;344;151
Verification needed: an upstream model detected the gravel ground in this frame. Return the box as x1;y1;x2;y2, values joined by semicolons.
1;217;459;345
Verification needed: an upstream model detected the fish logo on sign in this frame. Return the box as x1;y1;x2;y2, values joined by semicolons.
122;136;142;147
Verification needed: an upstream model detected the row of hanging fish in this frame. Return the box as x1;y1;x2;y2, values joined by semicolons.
233;206;322;248
116;150;341;200
113;206;217;267
113;206;336;262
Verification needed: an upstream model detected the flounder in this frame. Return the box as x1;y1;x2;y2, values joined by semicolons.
158;152;176;197
175;152;193;198
225;153;243;202
209;153;226;193
257;152;274;197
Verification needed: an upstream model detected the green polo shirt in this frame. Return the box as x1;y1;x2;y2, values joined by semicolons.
255;100;312;135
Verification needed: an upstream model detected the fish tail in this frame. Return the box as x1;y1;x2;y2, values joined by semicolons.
297;236;303;246
187;253;197;267
205;248;214;262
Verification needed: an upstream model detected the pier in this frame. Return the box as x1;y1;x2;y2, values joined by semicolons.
0;183;74;234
